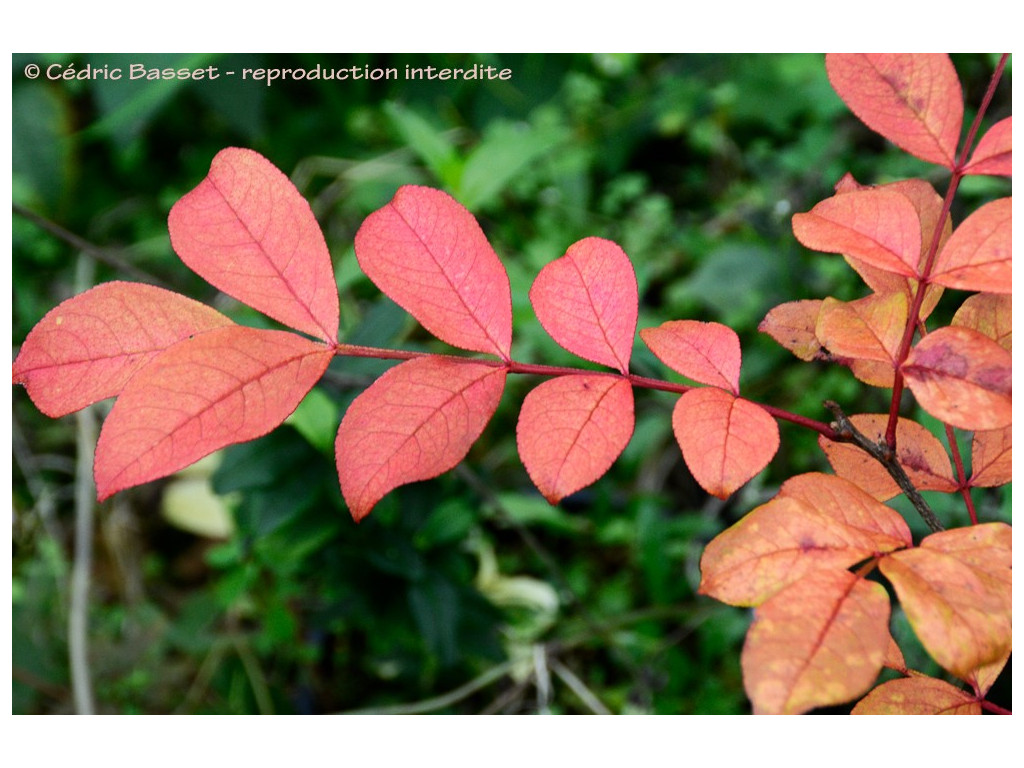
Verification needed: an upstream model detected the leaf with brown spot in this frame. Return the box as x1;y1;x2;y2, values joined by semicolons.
826;53;963;168
902;326;1011;430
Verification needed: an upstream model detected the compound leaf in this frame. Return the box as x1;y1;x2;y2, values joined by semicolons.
742;569;890;715
826;53;963;168
902;326;1011;430
640;320;741;393
12;281;233;418
516;374;634;504
94;326;333;501
530;237;637;373
335;356;506;521
879;523;1011;681
168;147;340;343
700;473;911;606
672;388;778;499
354;185;512;359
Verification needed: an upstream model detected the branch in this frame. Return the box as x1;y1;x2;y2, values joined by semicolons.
825;401;944;533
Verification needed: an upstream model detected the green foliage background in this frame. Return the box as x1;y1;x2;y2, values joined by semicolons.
12;53;1011;714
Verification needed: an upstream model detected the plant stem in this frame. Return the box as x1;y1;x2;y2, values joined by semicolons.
333;344;841;440
884;54;1009;448
825;401;944;533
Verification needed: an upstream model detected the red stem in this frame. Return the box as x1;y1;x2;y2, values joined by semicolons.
333;343;841;440
884;54;1009;448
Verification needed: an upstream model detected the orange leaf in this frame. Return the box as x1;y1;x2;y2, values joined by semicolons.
843;179;948;319
969;426;1011;488
335;357;506;521
699;473;911;607
168;148;340;343
12;282;232;418
852;677;980;715
641;320;741;393
816;292;907;365
742;569;890;715
964;116;1012;177
758;300;825;362
966;650;1010;697
902;326;1011;430
516;375;634;504
353;186;512;359
818;414;957;500
530;237;638;373
826;53;963;168
94;327;333;501
672;388;778;499
879;522;1011;681
930;198;1011;294
952;293;1011;350
793;188;922;277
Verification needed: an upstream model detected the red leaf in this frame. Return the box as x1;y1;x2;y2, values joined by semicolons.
902;326;1011;430
640;320;741;394
826;53;963;168
94;326;333;501
672;388;778;499
12;282;233;418
852;677;980;715
335;356;506;521
843;179;948;320
529;237;637;373
742;569;890;715
354;186;512;359
930;198;1011;294
793;188;922;277
516;375;634;504
818;414;958;500
168;148;340;343
964;116;1011;177
879;523;1011;681
969;426;1011;488
951;293;1011;350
